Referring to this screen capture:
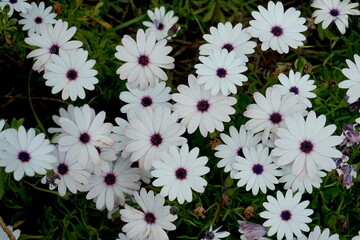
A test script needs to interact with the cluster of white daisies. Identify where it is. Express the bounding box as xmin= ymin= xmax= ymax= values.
xmin=1 ymin=0 xmax=360 ymax=240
